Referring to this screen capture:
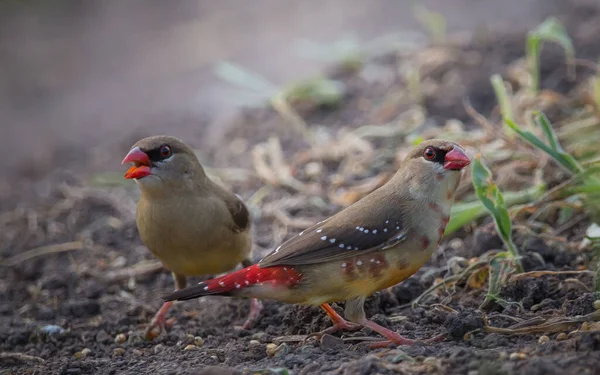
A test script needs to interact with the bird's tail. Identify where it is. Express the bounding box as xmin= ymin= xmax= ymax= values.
xmin=163 ymin=264 xmax=302 ymax=302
